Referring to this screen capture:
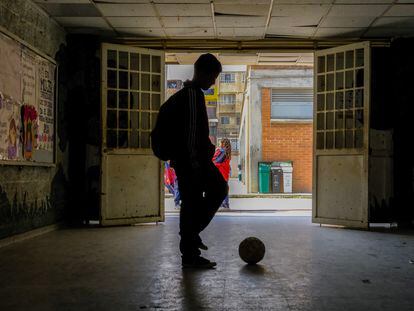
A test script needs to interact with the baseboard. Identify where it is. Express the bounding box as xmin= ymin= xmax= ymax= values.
xmin=0 ymin=223 xmax=62 ymax=249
